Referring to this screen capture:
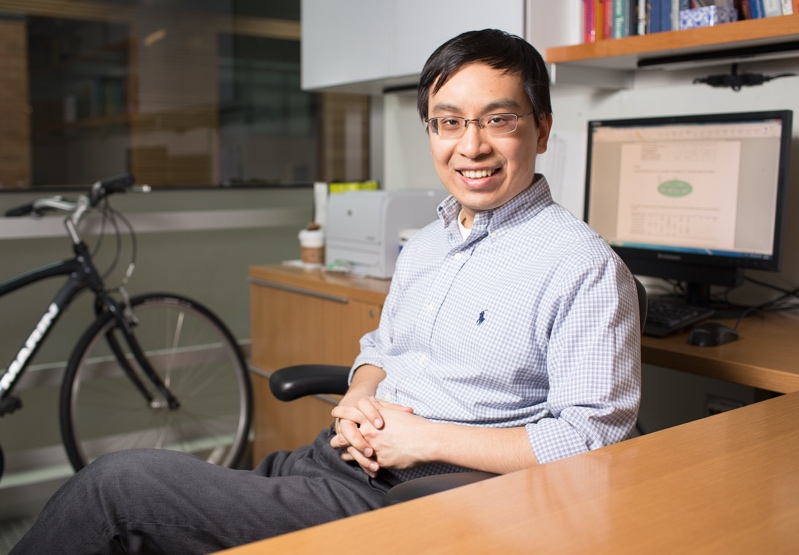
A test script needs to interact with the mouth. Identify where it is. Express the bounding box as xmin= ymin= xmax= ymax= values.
xmin=458 ymin=168 xmax=498 ymax=179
